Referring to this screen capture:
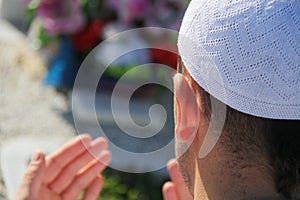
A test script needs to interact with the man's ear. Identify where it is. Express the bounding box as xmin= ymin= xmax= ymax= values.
xmin=173 ymin=73 xmax=200 ymax=142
